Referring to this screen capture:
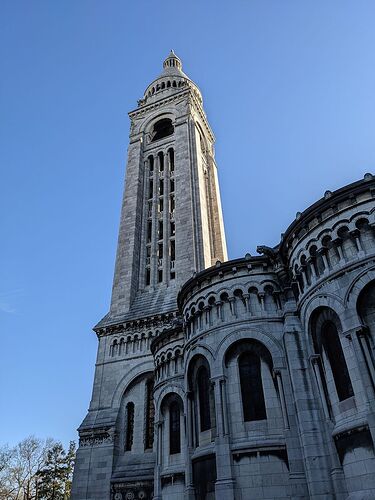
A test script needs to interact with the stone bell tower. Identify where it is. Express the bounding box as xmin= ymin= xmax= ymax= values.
xmin=71 ymin=51 xmax=227 ymax=500
xmin=107 ymin=49 xmax=227 ymax=324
